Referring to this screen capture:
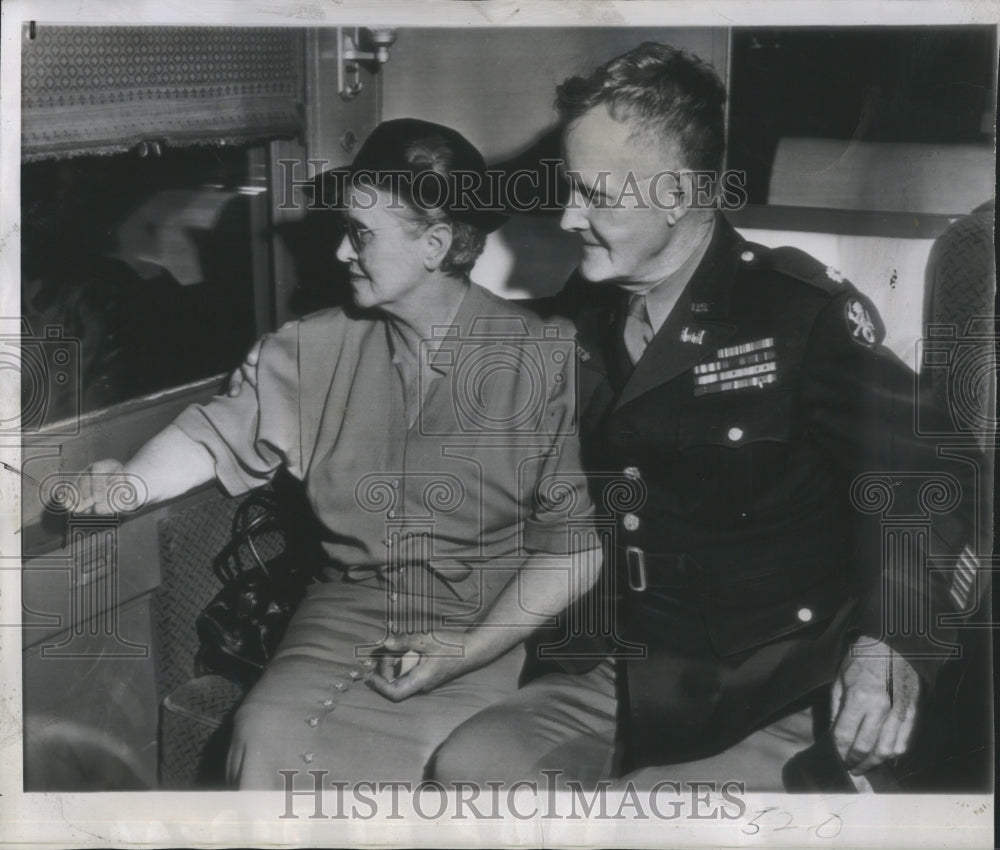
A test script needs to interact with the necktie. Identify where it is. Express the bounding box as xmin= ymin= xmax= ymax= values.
xmin=623 ymin=293 xmax=654 ymax=365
